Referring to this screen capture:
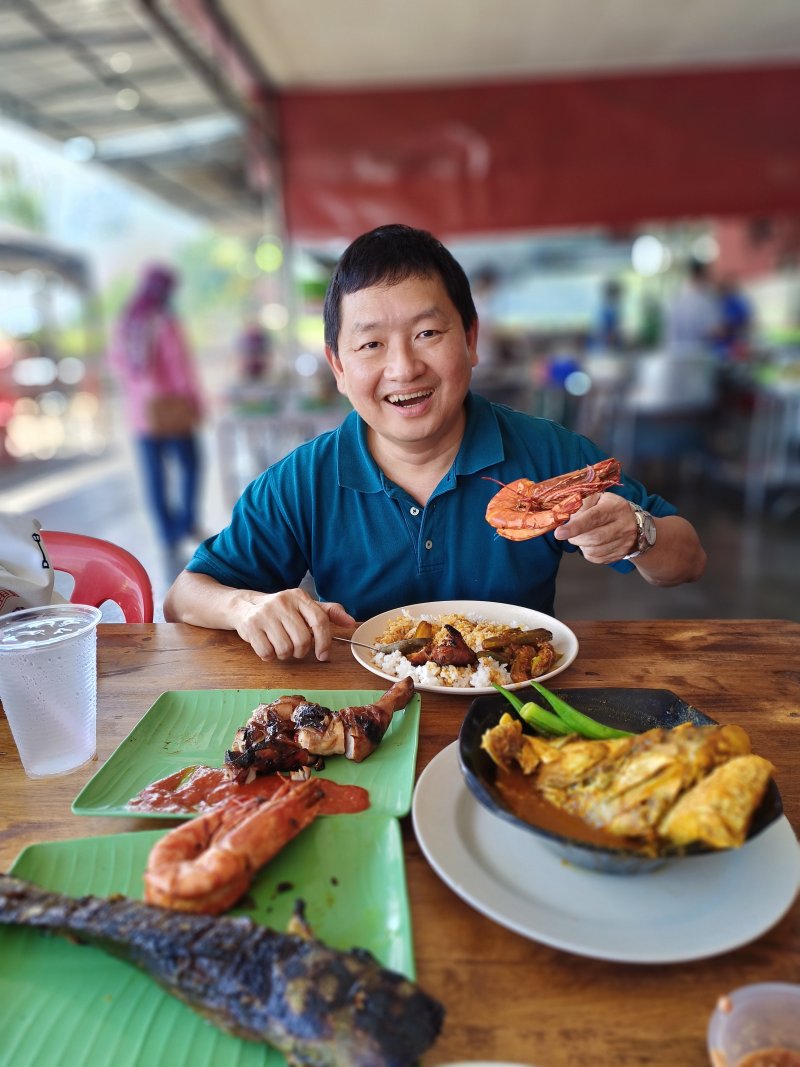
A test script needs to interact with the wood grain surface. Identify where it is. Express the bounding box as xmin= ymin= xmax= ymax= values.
xmin=1 ymin=619 xmax=799 ymax=1066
